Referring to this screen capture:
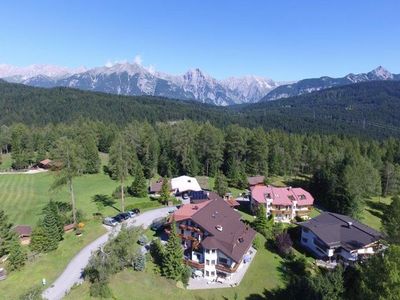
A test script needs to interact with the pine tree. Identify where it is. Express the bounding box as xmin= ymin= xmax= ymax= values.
xmin=42 ymin=201 xmax=64 ymax=242
xmin=79 ymin=132 xmax=100 ymax=174
xmin=214 ymin=171 xmax=229 ymax=197
xmin=382 ymin=195 xmax=400 ymax=244
xmin=30 ymin=226 xmax=50 ymax=253
xmin=162 ymin=221 xmax=184 ymax=280
xmin=130 ymin=164 xmax=148 ymax=198
xmin=7 ymin=236 xmax=27 ymax=271
xmin=31 ymin=201 xmax=64 ymax=253
xmin=0 ymin=210 xmax=14 ymax=257
xmin=159 ymin=178 xmax=170 ymax=204
xmin=253 ymin=205 xmax=269 ymax=237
